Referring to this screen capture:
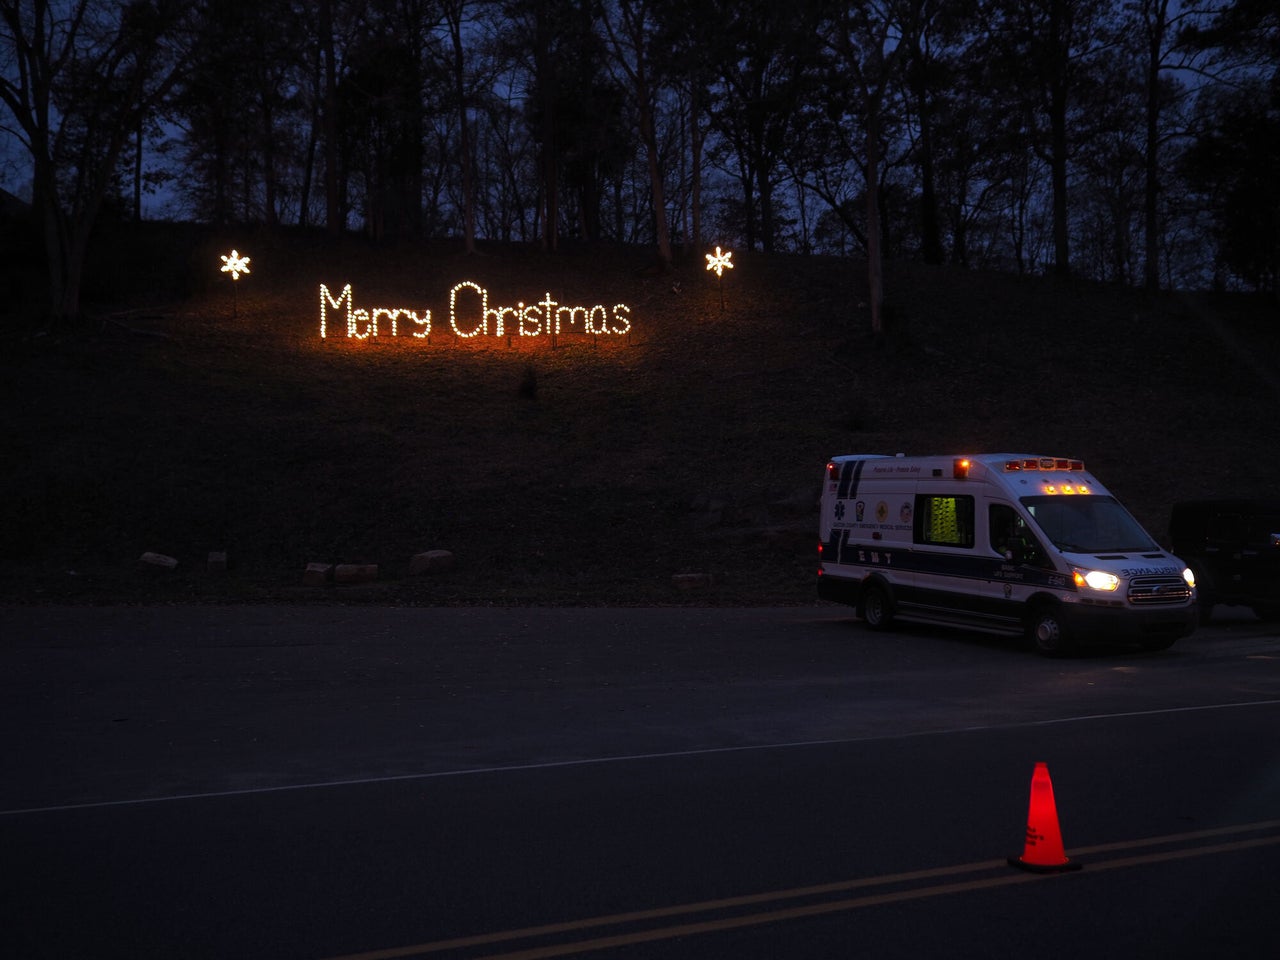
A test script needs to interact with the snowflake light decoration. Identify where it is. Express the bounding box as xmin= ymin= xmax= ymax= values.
xmin=704 ymin=246 xmax=734 ymax=277
xmin=220 ymin=249 xmax=251 ymax=281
